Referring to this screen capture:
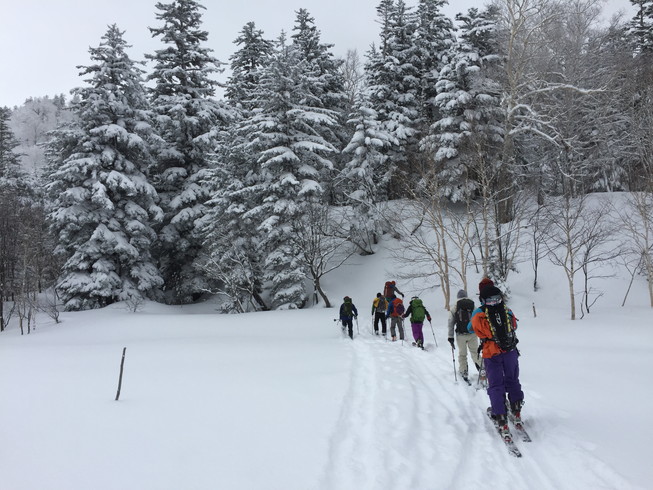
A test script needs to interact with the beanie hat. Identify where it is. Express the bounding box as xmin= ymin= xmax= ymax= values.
xmin=478 ymin=277 xmax=494 ymax=293
xmin=479 ymin=285 xmax=503 ymax=306
xmin=457 ymin=289 xmax=468 ymax=299
xmin=377 ymin=292 xmax=382 ymax=298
